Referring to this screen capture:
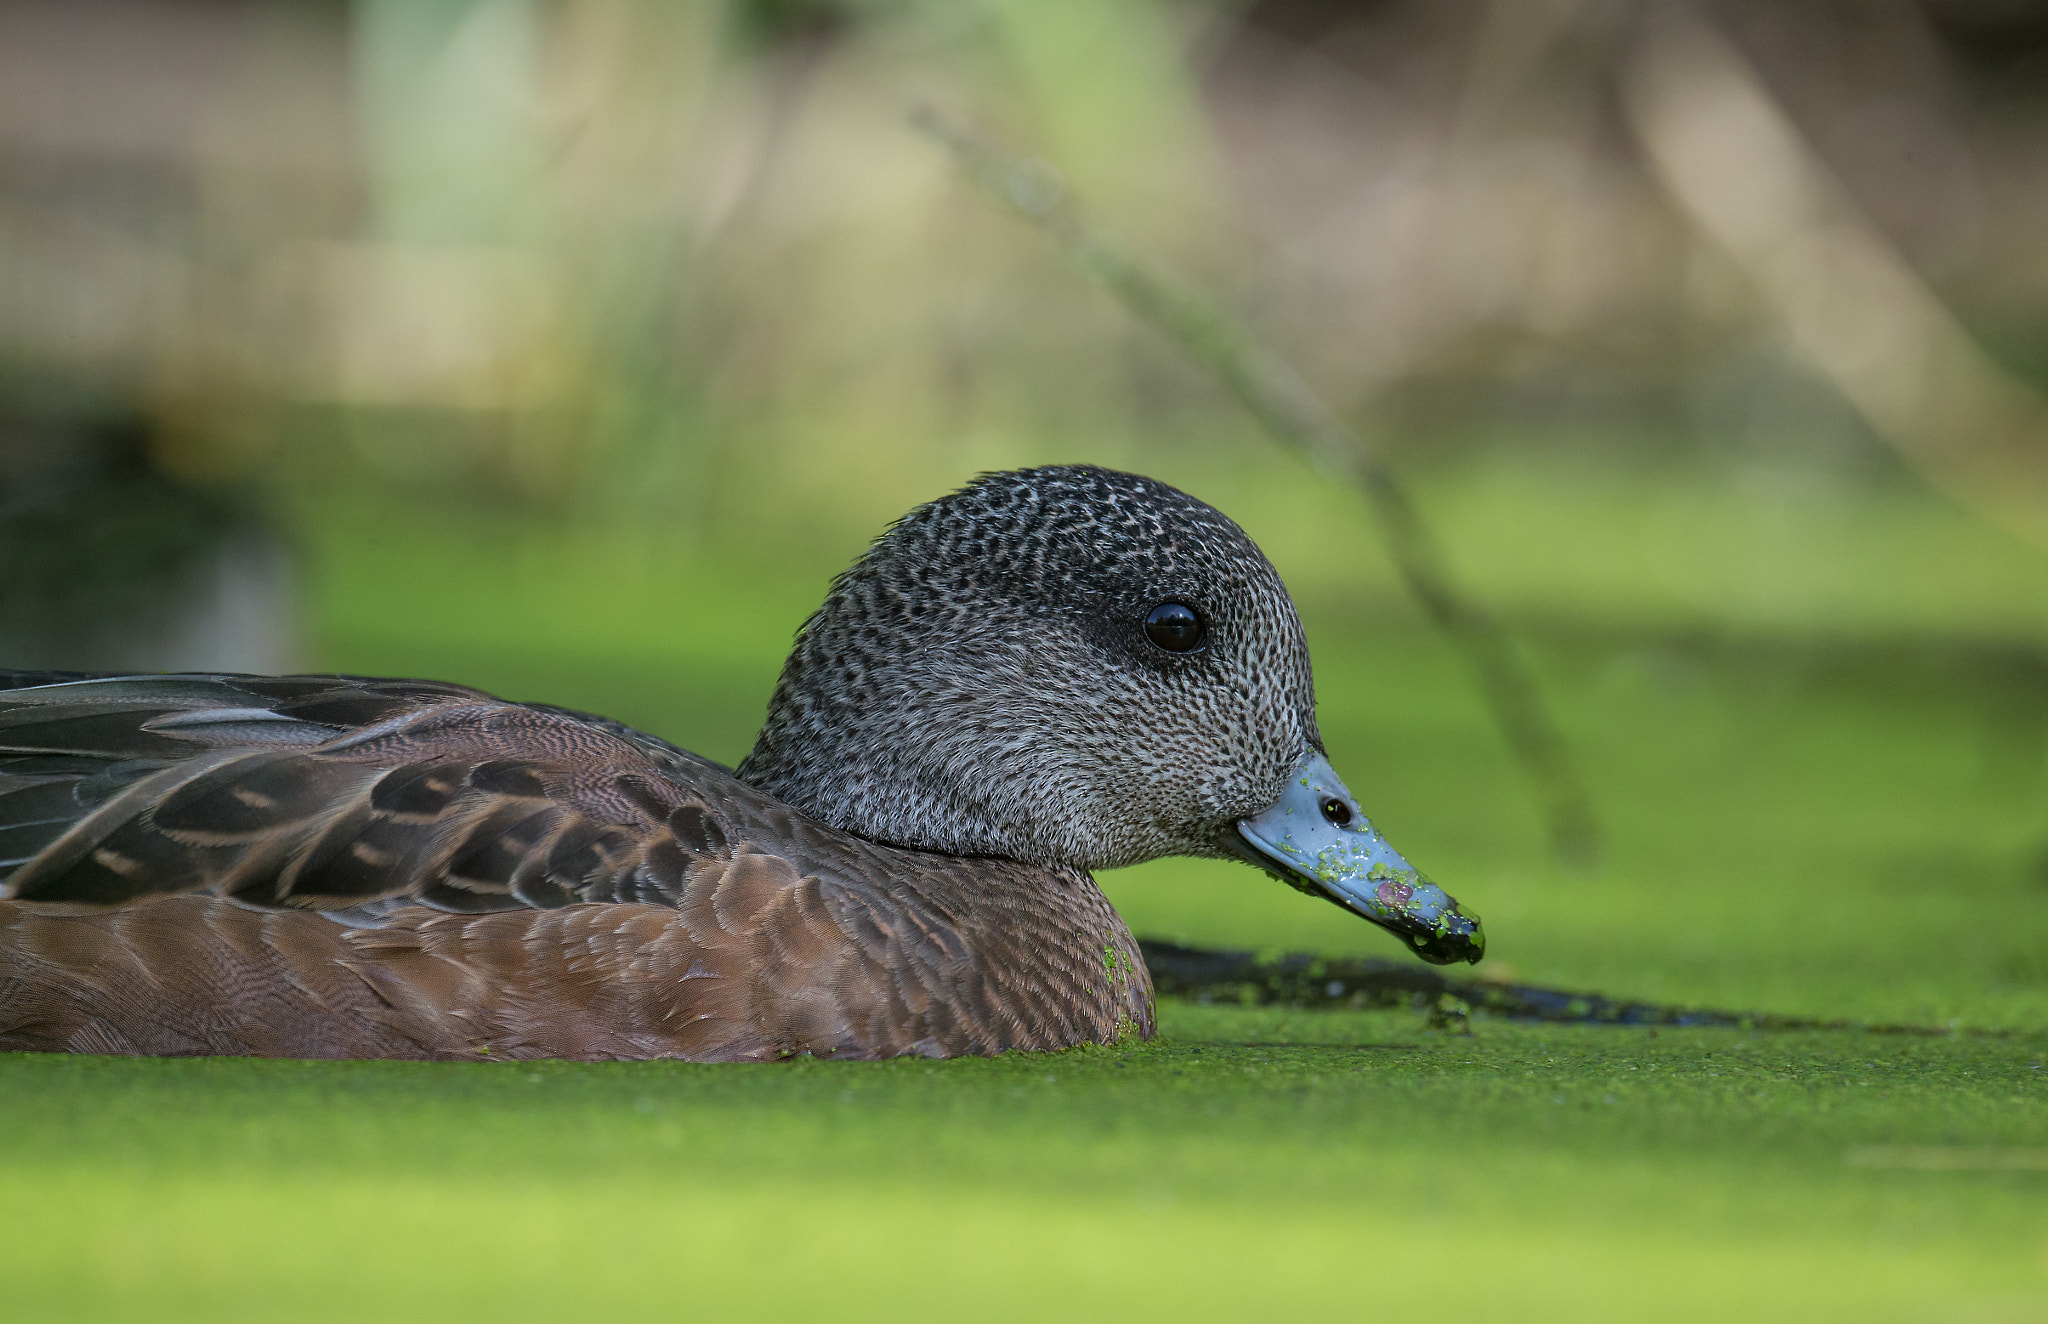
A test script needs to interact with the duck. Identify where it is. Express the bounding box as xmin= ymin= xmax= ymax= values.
xmin=0 ymin=465 xmax=1482 ymax=1061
